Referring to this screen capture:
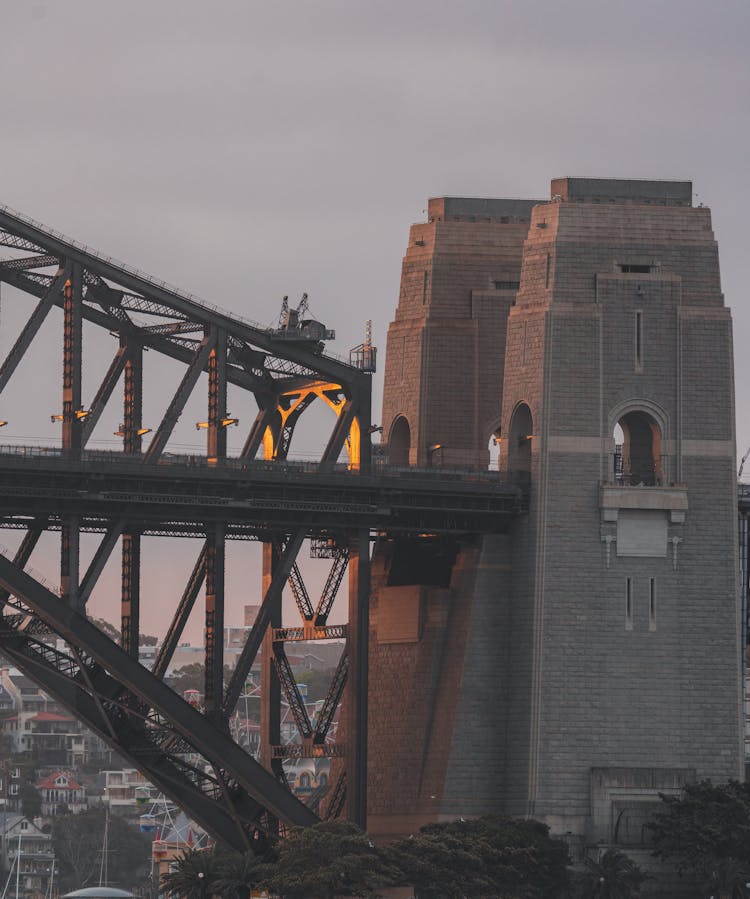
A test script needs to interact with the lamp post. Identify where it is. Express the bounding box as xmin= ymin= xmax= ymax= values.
xmin=427 ymin=443 xmax=443 ymax=468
